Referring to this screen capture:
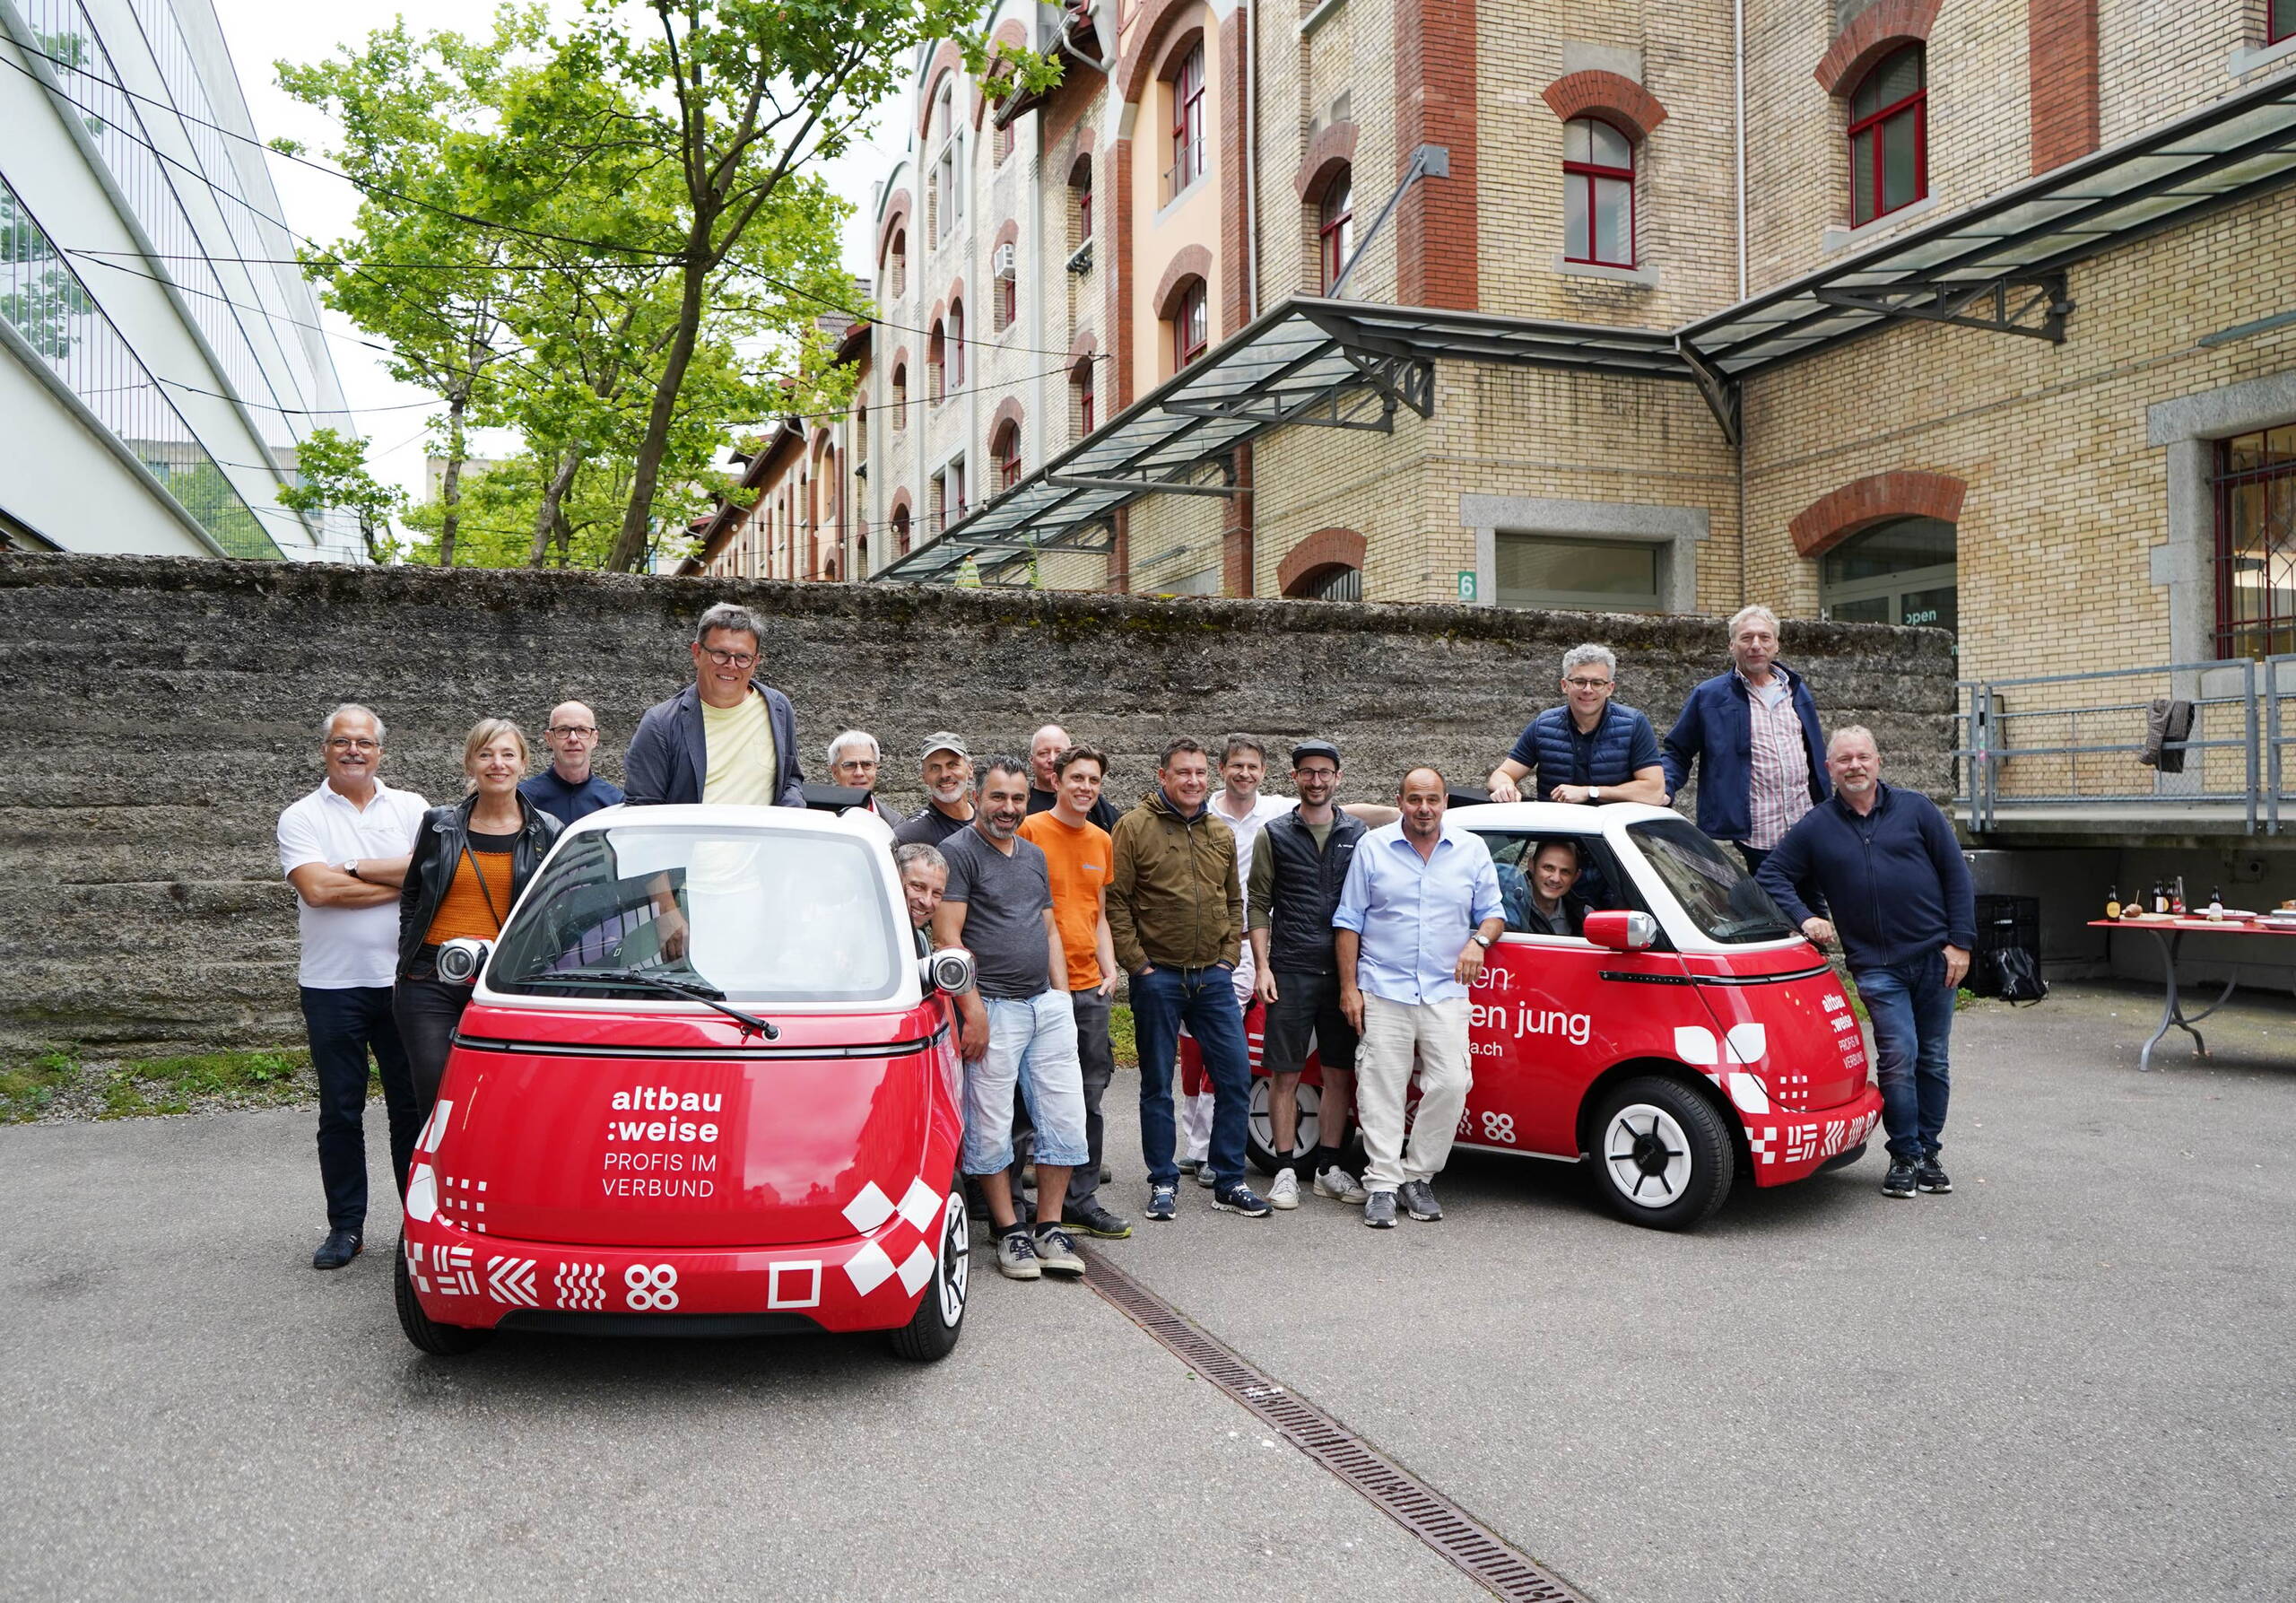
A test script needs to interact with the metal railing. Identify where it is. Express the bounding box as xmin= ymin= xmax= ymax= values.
xmin=1956 ymin=656 xmax=2296 ymax=834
